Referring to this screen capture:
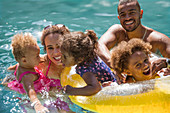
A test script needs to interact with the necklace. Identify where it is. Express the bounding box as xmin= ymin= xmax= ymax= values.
xmin=126 ymin=28 xmax=147 ymax=41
